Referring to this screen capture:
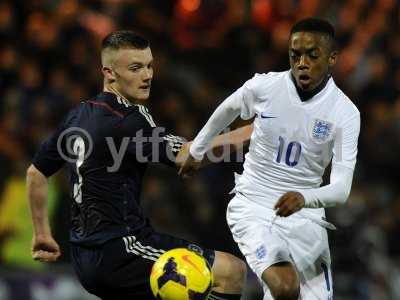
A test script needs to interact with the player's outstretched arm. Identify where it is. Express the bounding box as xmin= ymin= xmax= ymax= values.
xmin=177 ymin=124 xmax=253 ymax=177
xmin=26 ymin=164 xmax=61 ymax=262
xmin=178 ymin=75 xmax=258 ymax=177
